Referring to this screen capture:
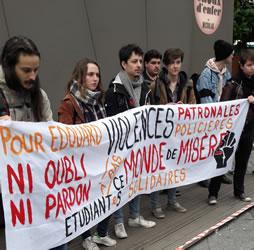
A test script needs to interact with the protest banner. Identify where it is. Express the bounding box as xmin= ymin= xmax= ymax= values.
xmin=0 ymin=99 xmax=249 ymax=249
